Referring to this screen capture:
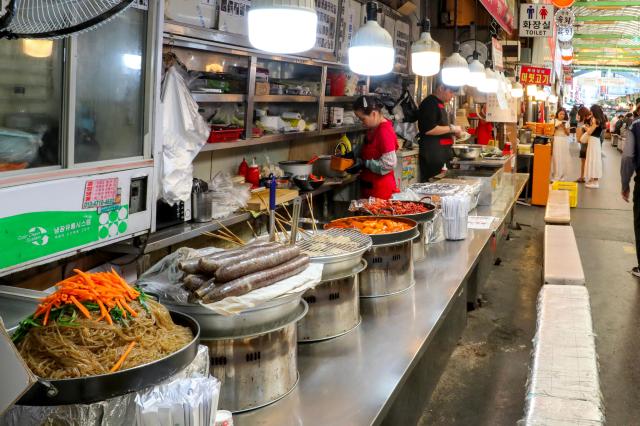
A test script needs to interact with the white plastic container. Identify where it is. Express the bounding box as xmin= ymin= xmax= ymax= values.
xmin=165 ymin=0 xmax=217 ymax=29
